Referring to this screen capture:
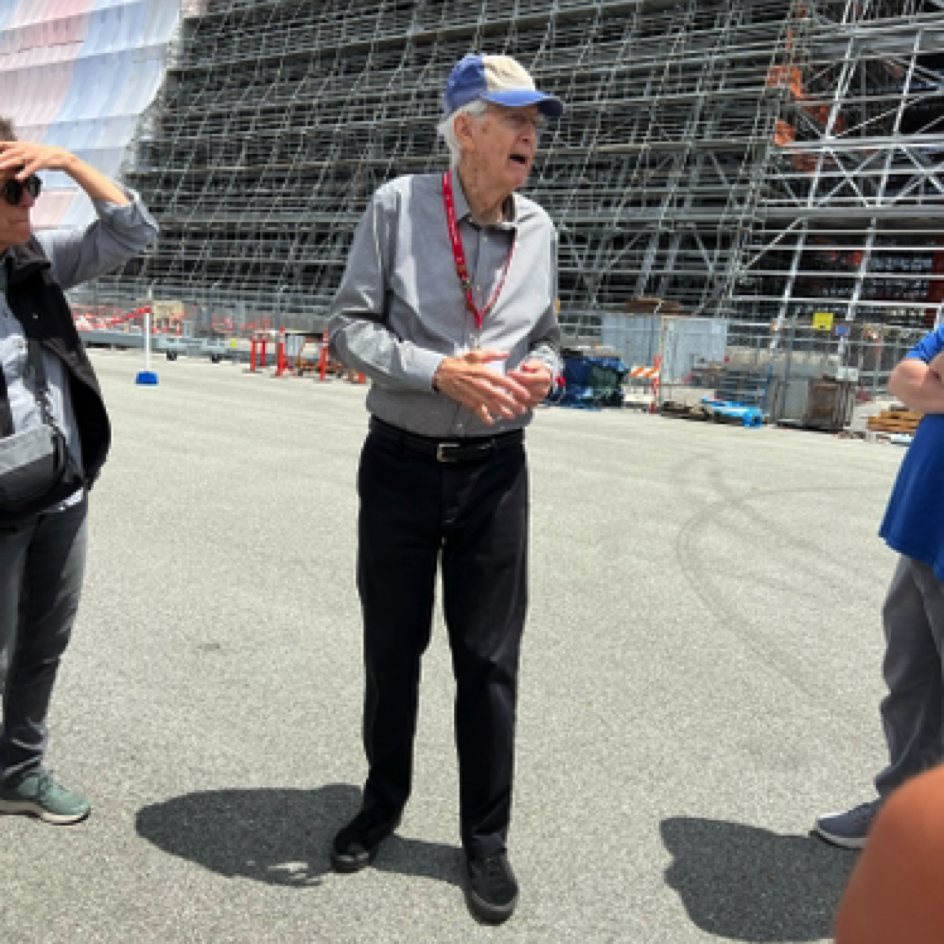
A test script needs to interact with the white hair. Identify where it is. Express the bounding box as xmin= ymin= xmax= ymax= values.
xmin=437 ymin=99 xmax=489 ymax=168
